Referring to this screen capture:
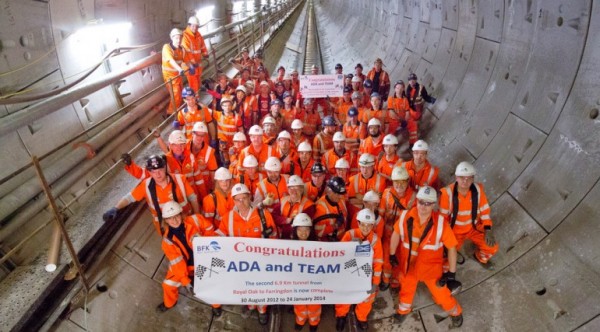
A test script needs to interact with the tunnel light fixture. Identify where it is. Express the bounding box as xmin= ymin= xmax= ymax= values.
xmin=72 ymin=21 xmax=133 ymax=43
